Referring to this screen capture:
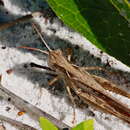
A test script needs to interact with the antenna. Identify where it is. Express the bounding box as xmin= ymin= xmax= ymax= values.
xmin=18 ymin=46 xmax=49 ymax=55
xmin=32 ymin=23 xmax=52 ymax=51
